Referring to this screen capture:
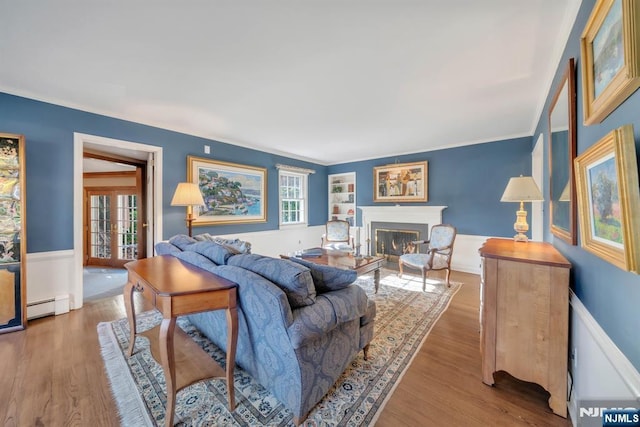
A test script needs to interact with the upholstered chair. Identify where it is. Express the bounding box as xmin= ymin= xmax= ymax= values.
xmin=398 ymin=224 xmax=457 ymax=290
xmin=321 ymin=219 xmax=354 ymax=249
